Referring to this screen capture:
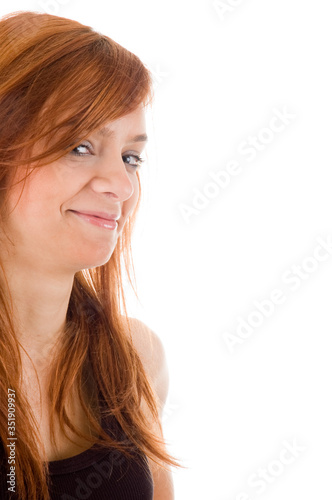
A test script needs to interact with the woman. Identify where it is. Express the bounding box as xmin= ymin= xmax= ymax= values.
xmin=0 ymin=11 xmax=181 ymax=500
